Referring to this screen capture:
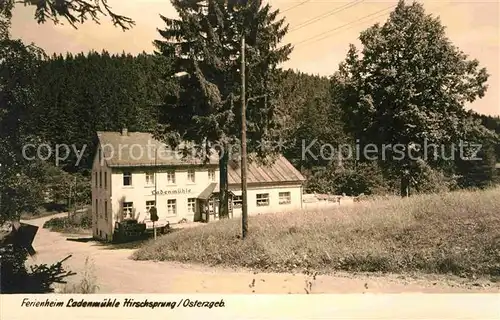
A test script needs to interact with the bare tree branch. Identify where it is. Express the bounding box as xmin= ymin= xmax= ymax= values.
xmin=11 ymin=0 xmax=135 ymax=31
